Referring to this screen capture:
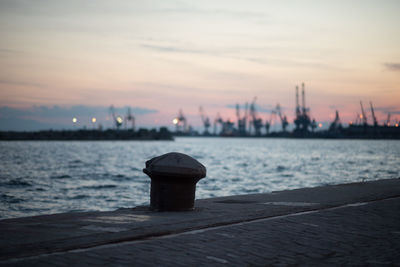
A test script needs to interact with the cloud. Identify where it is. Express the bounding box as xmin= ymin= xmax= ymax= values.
xmin=0 ymin=79 xmax=45 ymax=88
xmin=0 ymin=117 xmax=58 ymax=131
xmin=0 ymin=105 xmax=157 ymax=118
xmin=0 ymin=105 xmax=158 ymax=131
xmin=140 ymin=43 xmax=240 ymax=58
xmin=140 ymin=44 xmax=207 ymax=54
xmin=0 ymin=48 xmax=22 ymax=55
xmin=329 ymin=104 xmax=345 ymax=110
xmin=374 ymin=106 xmax=400 ymax=115
xmin=0 ymin=1 xmax=270 ymax=24
xmin=383 ymin=63 xmax=400 ymax=71
xmin=245 ymin=57 xmax=344 ymax=71
xmin=226 ymin=103 xmax=277 ymax=114
xmin=159 ymin=6 xmax=269 ymax=20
